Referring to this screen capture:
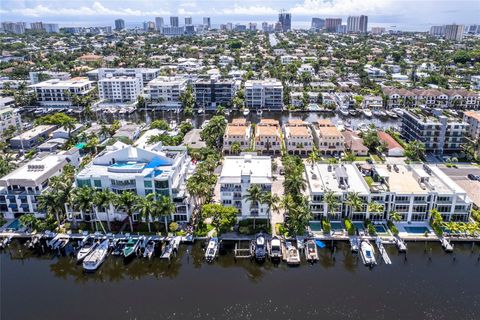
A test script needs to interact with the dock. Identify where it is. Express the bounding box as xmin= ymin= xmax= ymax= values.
xmin=234 ymin=241 xmax=251 ymax=259
xmin=375 ymin=237 xmax=392 ymax=265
